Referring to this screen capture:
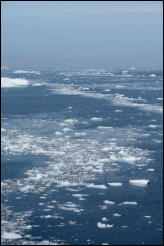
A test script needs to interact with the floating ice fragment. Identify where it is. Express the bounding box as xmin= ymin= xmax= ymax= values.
xmin=97 ymin=222 xmax=114 ymax=229
xmin=149 ymin=125 xmax=158 ymax=128
xmin=113 ymin=213 xmax=121 ymax=217
xmin=144 ymin=215 xmax=152 ymax=218
xmin=121 ymin=225 xmax=128 ymax=228
xmin=75 ymin=132 xmax=86 ymax=136
xmin=146 ymin=168 xmax=155 ymax=172
xmin=2 ymin=232 xmax=22 ymax=240
xmin=121 ymin=201 xmax=138 ymax=205
xmin=108 ymin=182 xmax=122 ymax=187
xmin=87 ymin=184 xmax=107 ymax=189
xmin=19 ymin=185 xmax=33 ymax=193
xmin=14 ymin=70 xmax=40 ymax=74
xmin=1 ymin=77 xmax=29 ymax=88
xmin=91 ymin=117 xmax=103 ymax=121
xmin=103 ymin=200 xmax=115 ymax=205
xmin=69 ymin=221 xmax=76 ymax=225
xmin=55 ymin=131 xmax=63 ymax=136
xmin=129 ymin=179 xmax=149 ymax=186
xmin=102 ymin=217 xmax=108 ymax=222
